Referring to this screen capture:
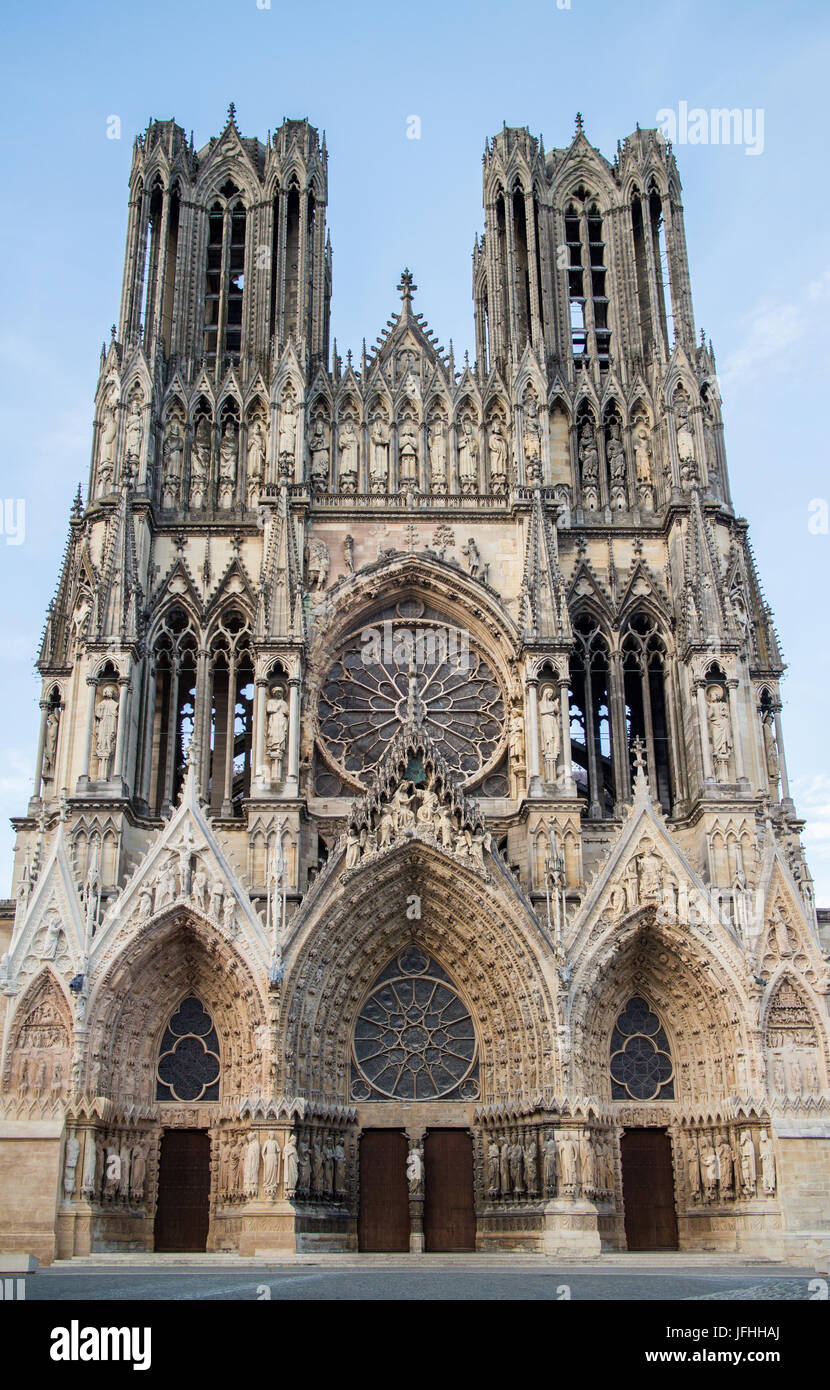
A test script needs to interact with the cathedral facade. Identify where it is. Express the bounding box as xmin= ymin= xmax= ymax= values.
xmin=1 ymin=109 xmax=828 ymax=1264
